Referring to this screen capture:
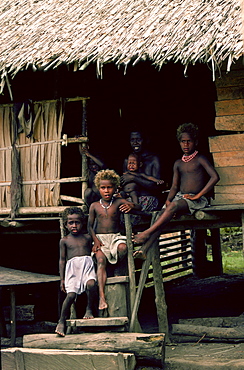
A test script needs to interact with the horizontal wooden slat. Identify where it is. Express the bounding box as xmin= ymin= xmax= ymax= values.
xmin=216 ymin=86 xmax=244 ymax=101
xmin=211 ymin=193 xmax=244 ymax=205
xmin=0 ymin=177 xmax=86 ymax=186
xmin=209 ymin=133 xmax=244 ymax=153
xmin=161 ymin=258 xmax=192 ymax=270
xmin=215 ymin=70 xmax=244 ymax=88
xmin=215 ymin=166 xmax=244 ymax=185
xmin=215 ymin=99 xmax=244 ymax=116
xmin=212 ymin=151 xmax=244 ymax=167
xmin=160 ymin=245 xmax=191 ymax=255
xmin=160 ymin=250 xmax=192 ymax=262
xmin=214 ymin=185 xmax=244 ymax=194
xmin=215 ymin=115 xmax=244 ymax=131
xmin=162 ymin=265 xmax=192 ymax=278
xmin=67 ymin=317 xmax=129 ymax=327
